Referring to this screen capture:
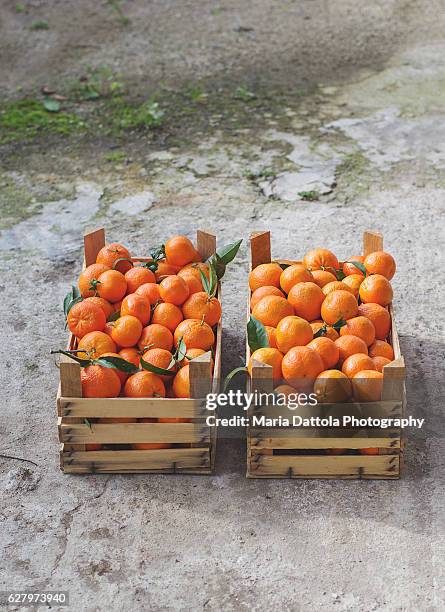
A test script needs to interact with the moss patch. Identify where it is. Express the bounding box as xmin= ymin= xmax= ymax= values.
xmin=0 ymin=175 xmax=42 ymax=229
xmin=0 ymin=99 xmax=83 ymax=144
